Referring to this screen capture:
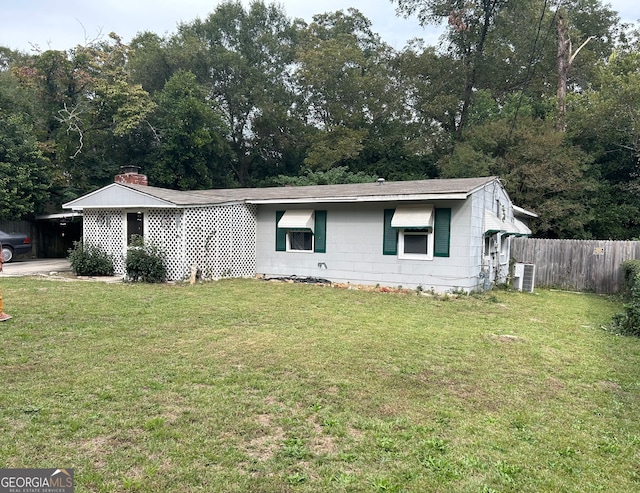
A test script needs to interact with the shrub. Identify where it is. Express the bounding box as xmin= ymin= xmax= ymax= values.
xmin=611 ymin=262 xmax=640 ymax=336
xmin=125 ymin=235 xmax=167 ymax=283
xmin=68 ymin=241 xmax=115 ymax=276
xmin=621 ymin=260 xmax=640 ymax=297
